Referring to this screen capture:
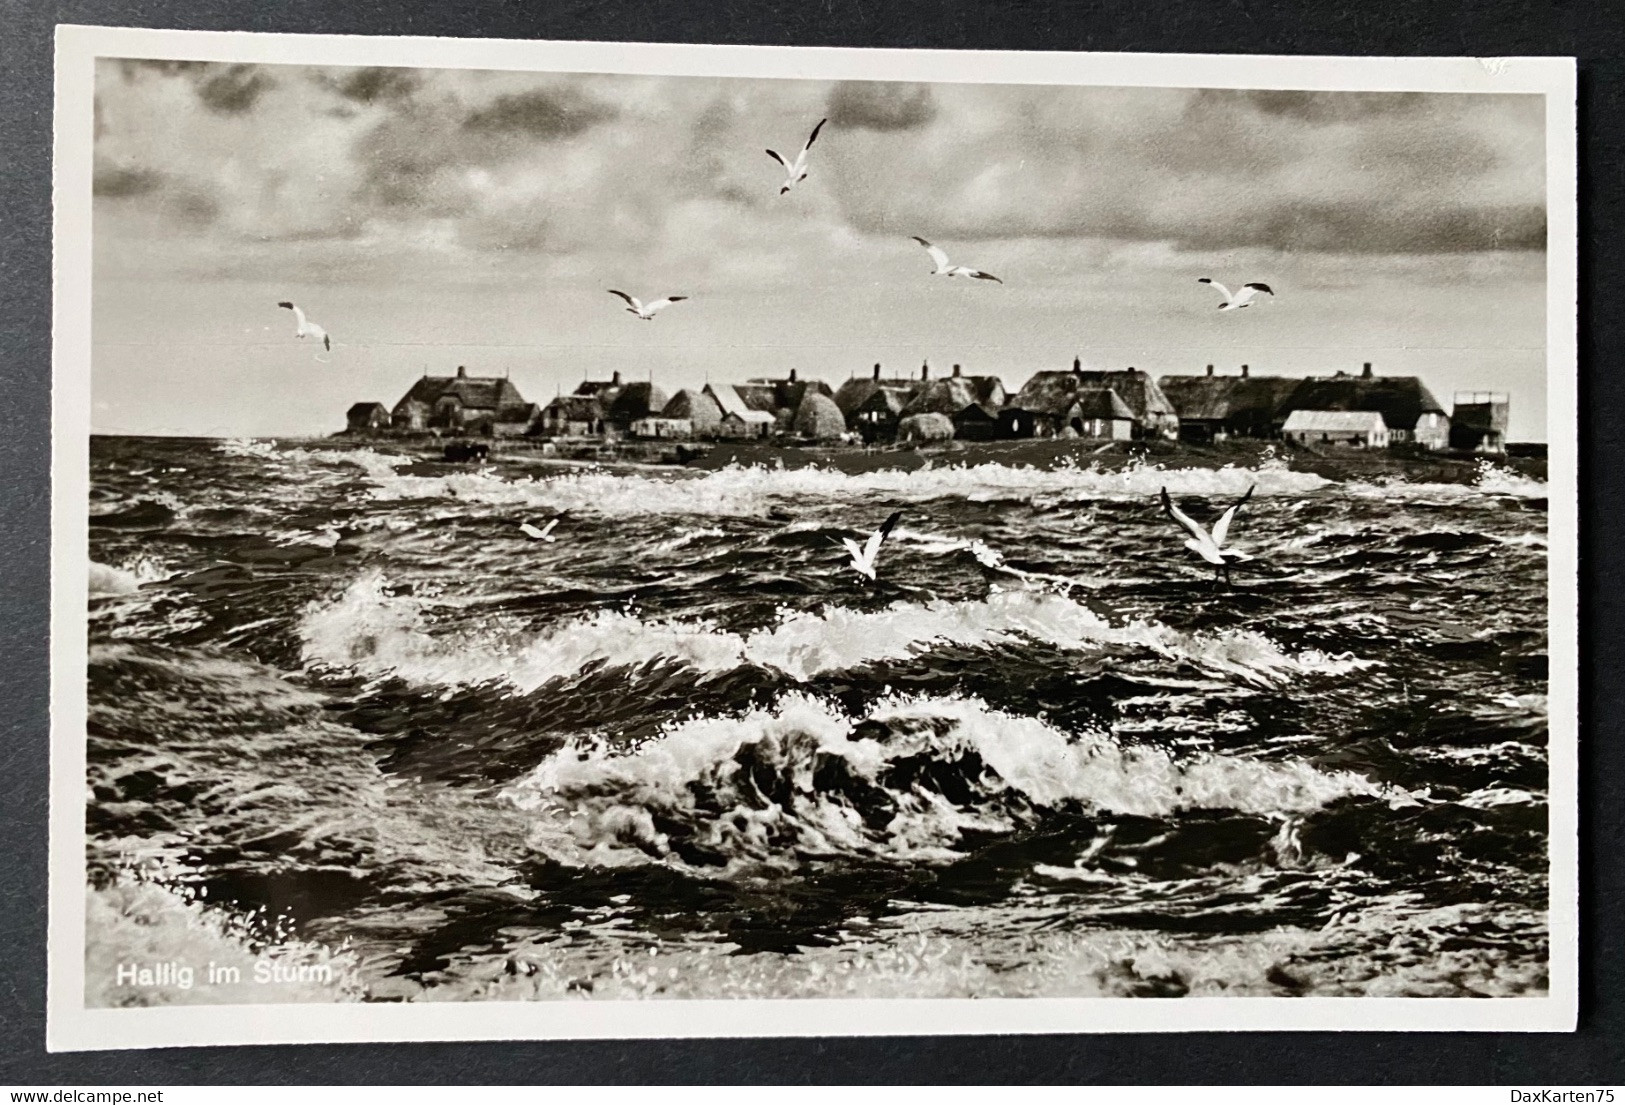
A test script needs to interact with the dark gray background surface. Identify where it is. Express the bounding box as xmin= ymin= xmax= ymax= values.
xmin=1 ymin=0 xmax=1619 ymax=1084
